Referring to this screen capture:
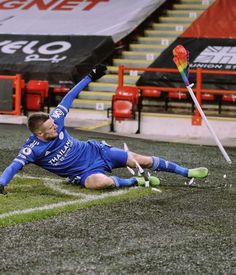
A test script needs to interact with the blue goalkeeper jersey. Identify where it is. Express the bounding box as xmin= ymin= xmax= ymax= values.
xmin=14 ymin=104 xmax=109 ymax=179
xmin=0 ymin=75 xmax=112 ymax=186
